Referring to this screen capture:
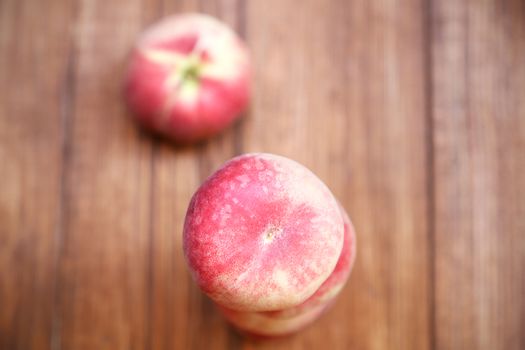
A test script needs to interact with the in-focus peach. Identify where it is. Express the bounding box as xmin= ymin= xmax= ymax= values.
xmin=183 ymin=153 xmax=344 ymax=312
